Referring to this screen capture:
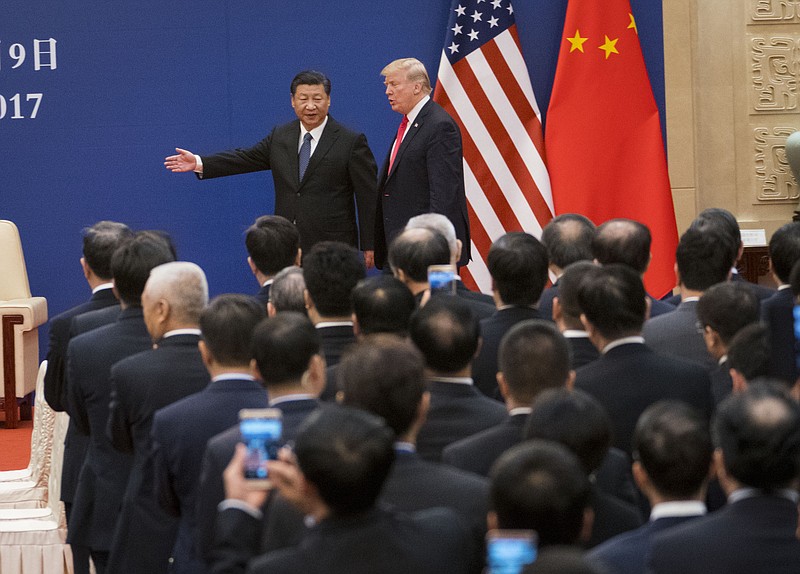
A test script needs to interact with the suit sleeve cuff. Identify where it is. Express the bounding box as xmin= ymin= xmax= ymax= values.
xmin=218 ymin=499 xmax=263 ymax=520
